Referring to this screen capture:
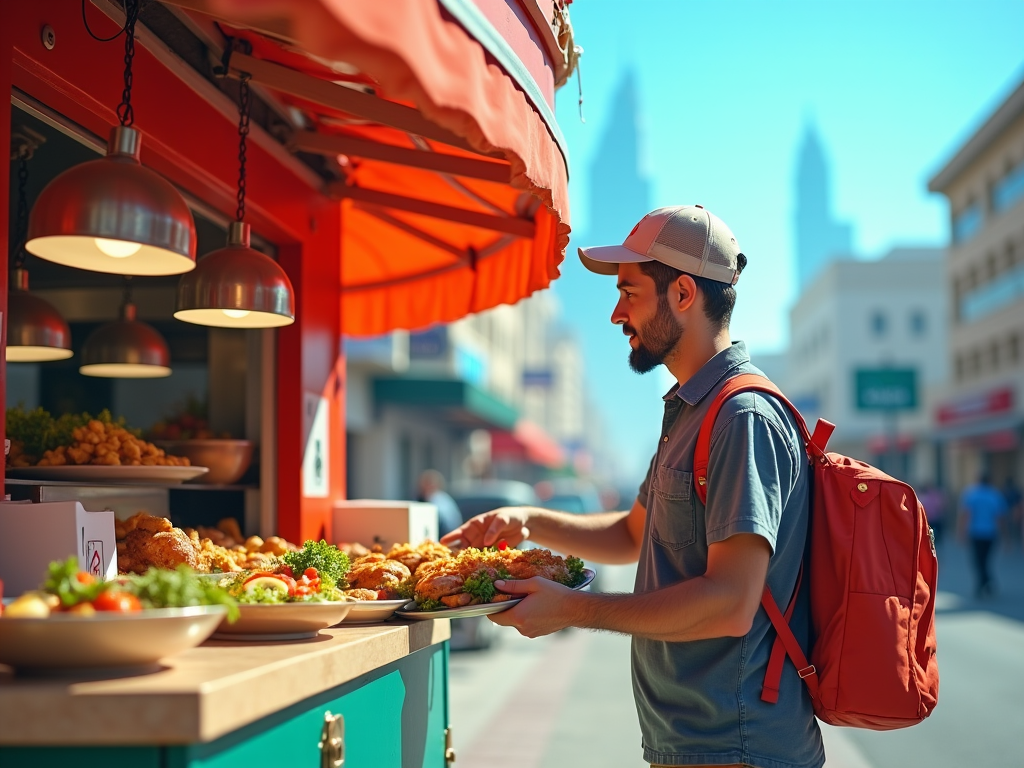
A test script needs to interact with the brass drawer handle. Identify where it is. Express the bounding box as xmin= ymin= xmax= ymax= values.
xmin=319 ymin=711 xmax=344 ymax=768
